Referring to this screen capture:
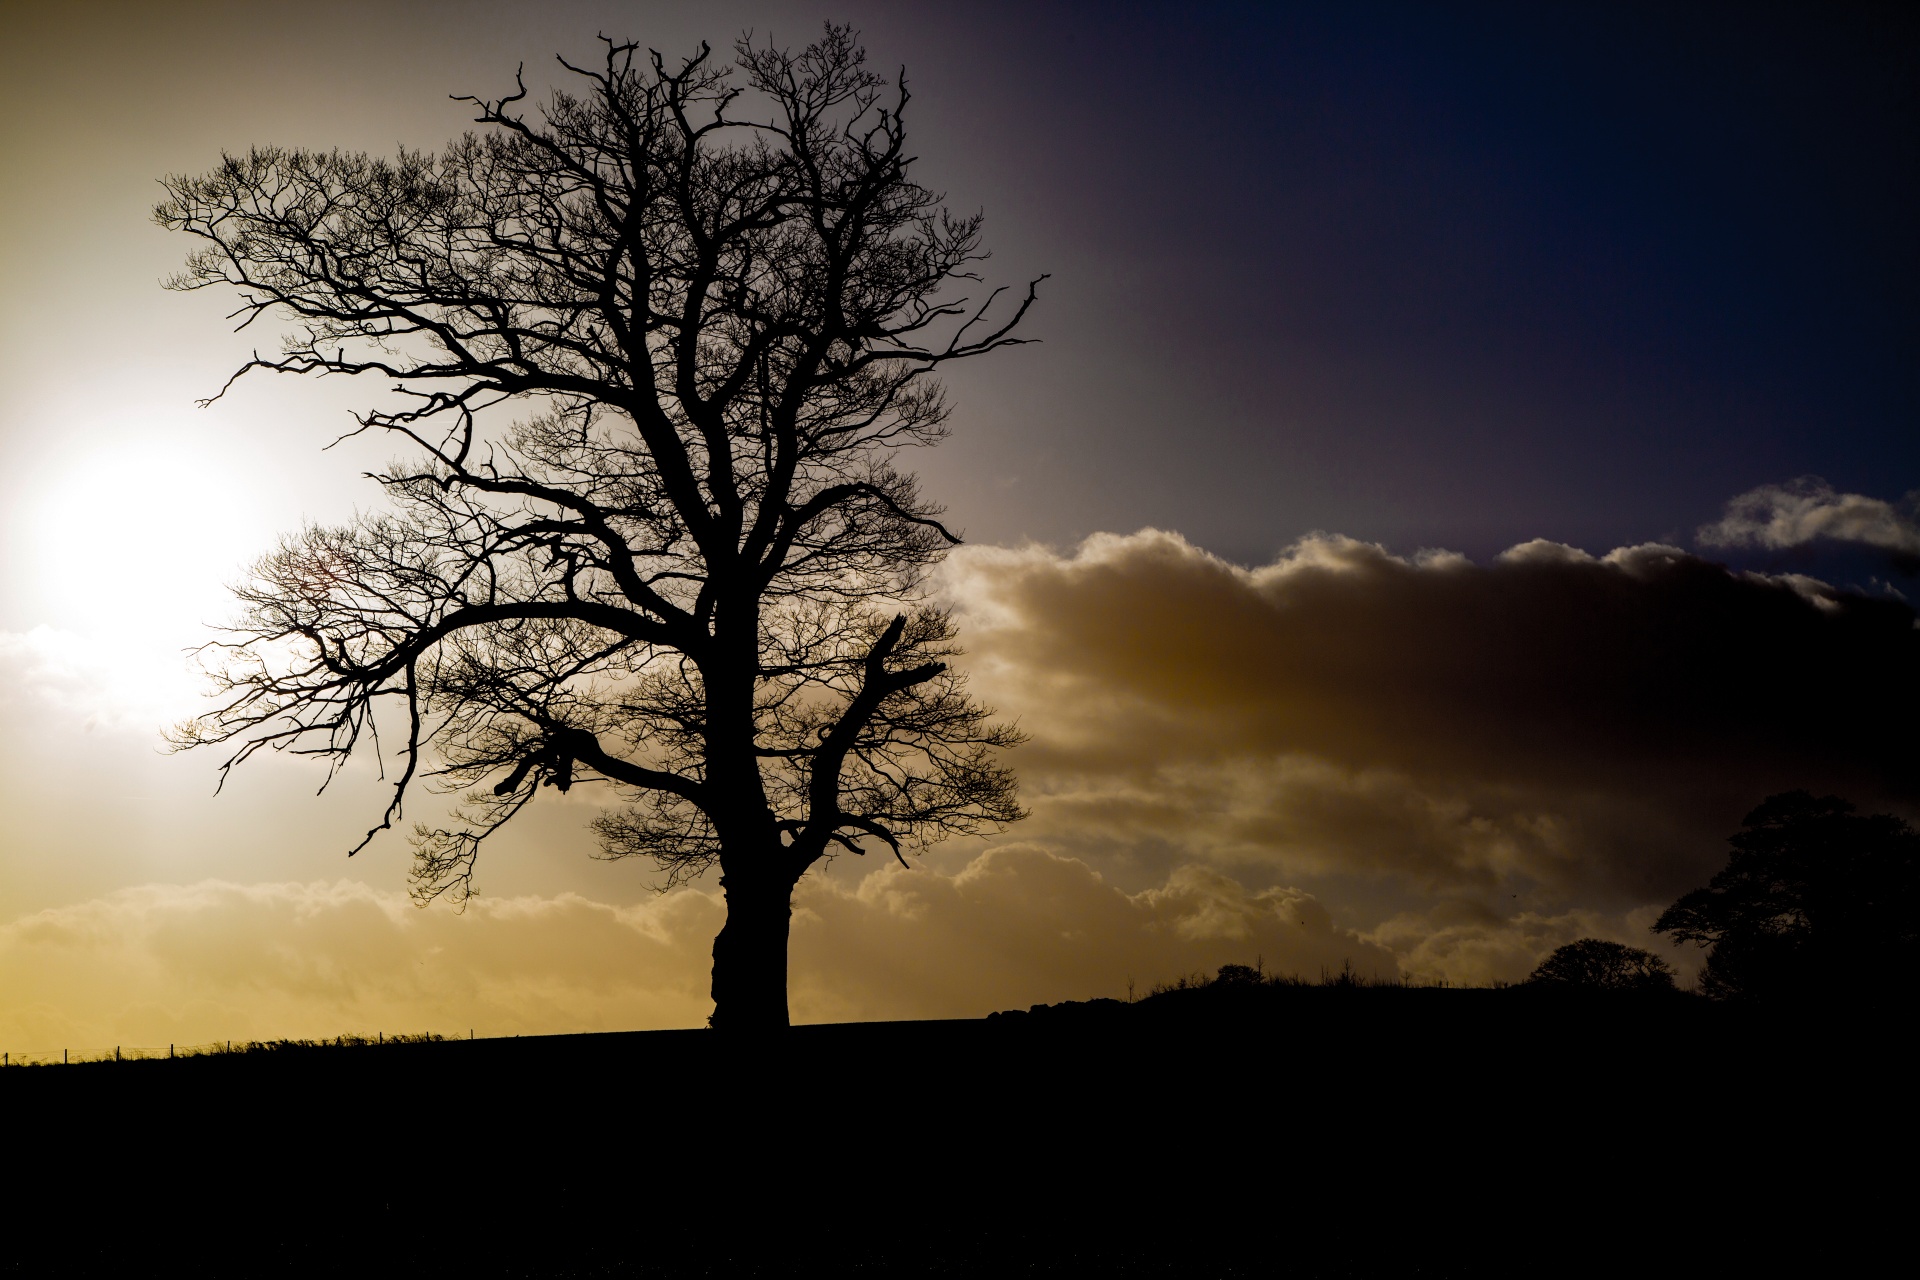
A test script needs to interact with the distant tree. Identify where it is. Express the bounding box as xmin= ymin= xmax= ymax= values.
xmin=1212 ymin=963 xmax=1265 ymax=987
xmin=1654 ymin=792 xmax=1920 ymax=1004
xmin=156 ymin=27 xmax=1037 ymax=1031
xmin=1526 ymin=939 xmax=1675 ymax=991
